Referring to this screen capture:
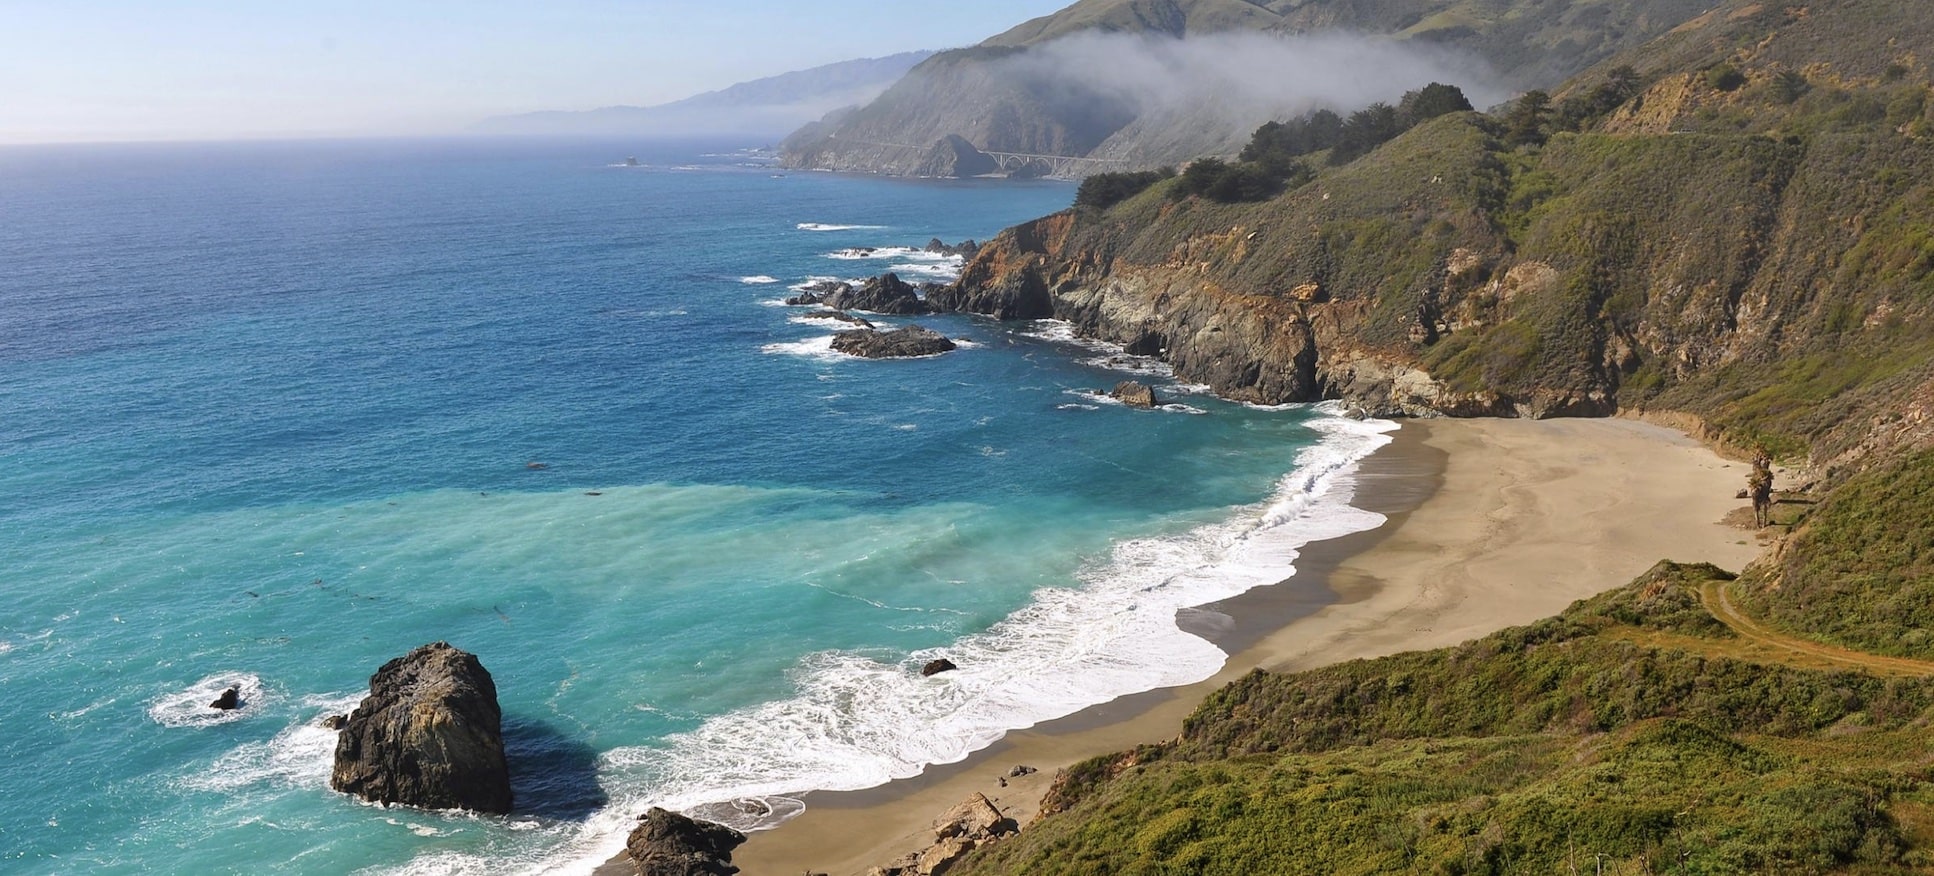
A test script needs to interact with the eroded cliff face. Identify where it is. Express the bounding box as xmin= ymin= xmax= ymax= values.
xmin=935 ymin=211 xmax=1515 ymax=414
xmin=933 ymin=99 xmax=1934 ymax=470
